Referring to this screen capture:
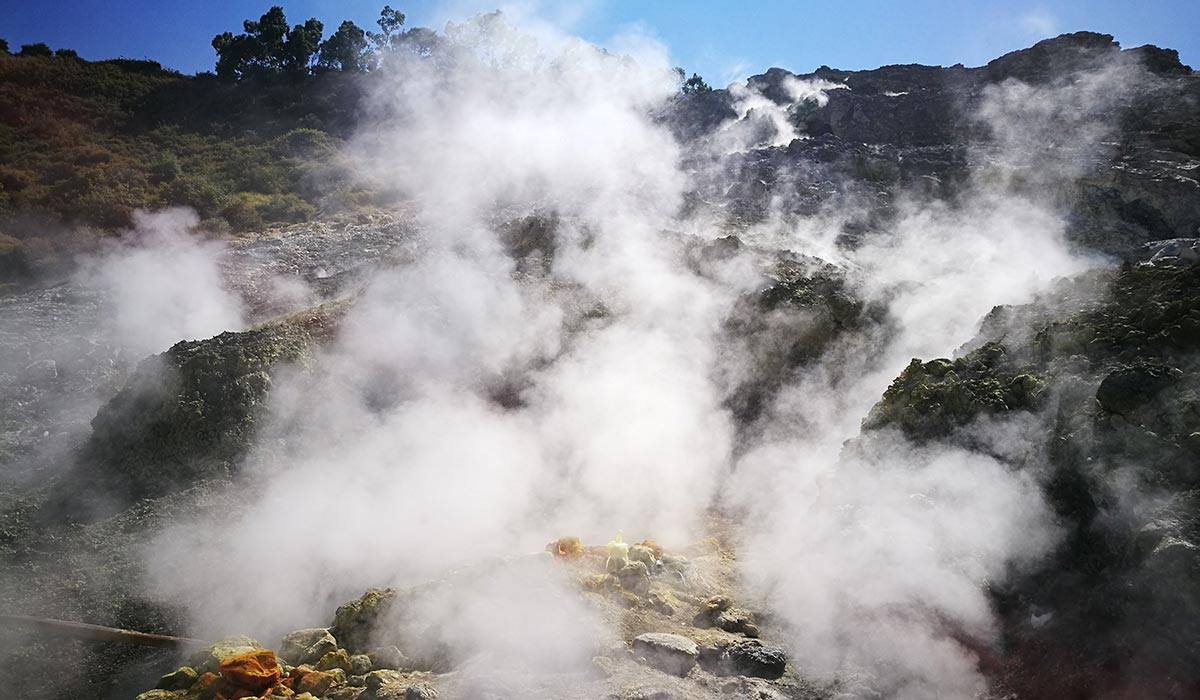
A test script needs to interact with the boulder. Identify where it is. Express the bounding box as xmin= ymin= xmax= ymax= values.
xmin=632 ymin=633 xmax=699 ymax=676
xmin=699 ymin=639 xmax=787 ymax=679
xmin=333 ymin=587 xmax=399 ymax=653
xmin=280 ymin=628 xmax=339 ymax=665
